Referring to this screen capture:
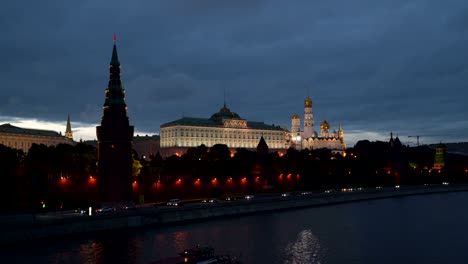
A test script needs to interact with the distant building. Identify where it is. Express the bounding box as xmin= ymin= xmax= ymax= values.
xmin=84 ymin=135 xmax=161 ymax=161
xmin=388 ymin=132 xmax=404 ymax=185
xmin=432 ymin=143 xmax=447 ymax=170
xmin=289 ymin=97 xmax=346 ymax=153
xmin=160 ymin=103 xmax=288 ymax=157
xmin=0 ymin=122 xmax=74 ymax=153
xmin=133 ymin=135 xmax=160 ymax=160
xmin=82 ymin=140 xmax=98 ymax=148
xmin=389 ymin=132 xmax=403 ymax=148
